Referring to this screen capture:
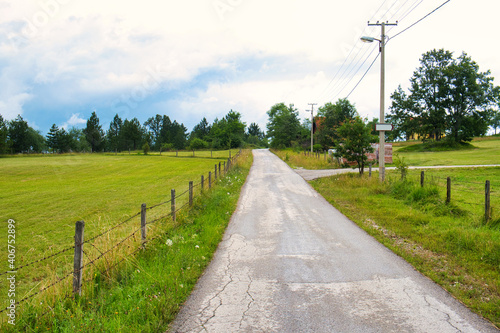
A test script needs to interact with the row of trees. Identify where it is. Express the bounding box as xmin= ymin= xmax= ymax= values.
xmin=266 ymin=99 xmax=376 ymax=174
xmin=0 ymin=110 xmax=267 ymax=154
xmin=388 ymin=49 xmax=500 ymax=143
